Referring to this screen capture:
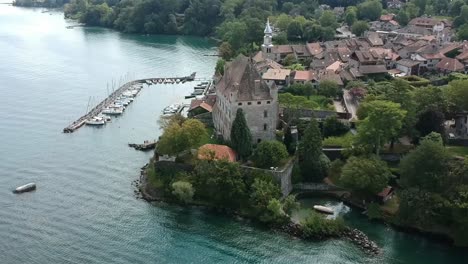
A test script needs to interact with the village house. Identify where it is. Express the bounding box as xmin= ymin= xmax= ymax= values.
xmin=262 ymin=68 xmax=292 ymax=87
xmin=435 ymin=57 xmax=465 ymax=74
xmin=395 ymin=59 xmax=421 ymax=75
